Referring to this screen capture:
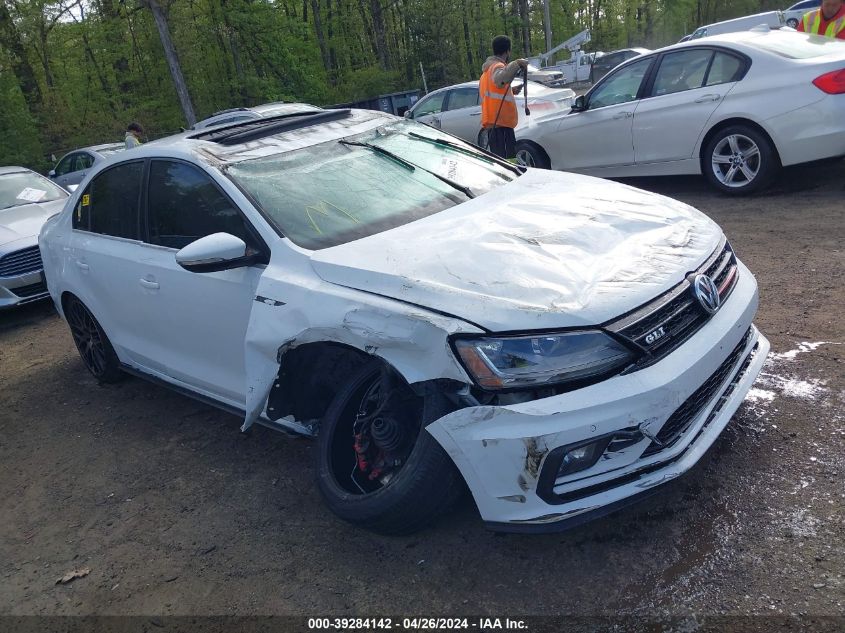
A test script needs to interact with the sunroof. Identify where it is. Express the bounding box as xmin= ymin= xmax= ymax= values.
xmin=190 ymin=109 xmax=352 ymax=145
